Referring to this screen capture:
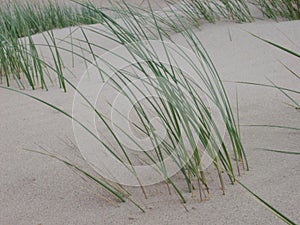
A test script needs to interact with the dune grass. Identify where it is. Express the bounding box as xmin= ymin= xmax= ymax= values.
xmin=0 ymin=0 xmax=298 ymax=223
xmin=106 ymin=0 xmax=254 ymax=33
xmin=253 ymin=0 xmax=300 ymax=21
xmin=1 ymin=0 xmax=297 ymax=89
xmin=0 ymin=1 xmax=104 ymax=39
xmin=168 ymin=0 xmax=253 ymax=25
xmin=0 ymin=0 xmax=105 ymax=90
xmin=0 ymin=0 xmax=248 ymax=210
xmin=76 ymin=0 xmax=248 ymax=198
